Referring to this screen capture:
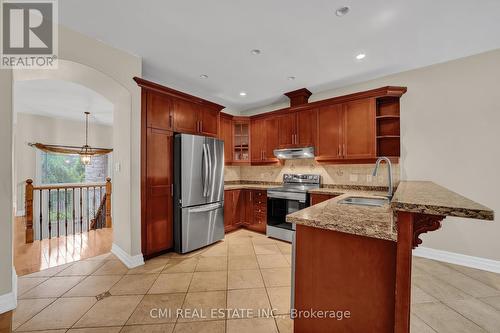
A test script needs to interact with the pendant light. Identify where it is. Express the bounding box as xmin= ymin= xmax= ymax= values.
xmin=28 ymin=112 xmax=113 ymax=158
xmin=80 ymin=112 xmax=92 ymax=165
